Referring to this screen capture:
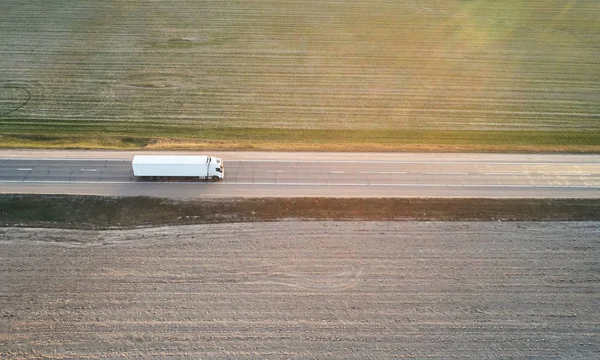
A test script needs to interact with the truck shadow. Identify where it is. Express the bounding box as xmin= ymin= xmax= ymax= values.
xmin=133 ymin=177 xmax=220 ymax=183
